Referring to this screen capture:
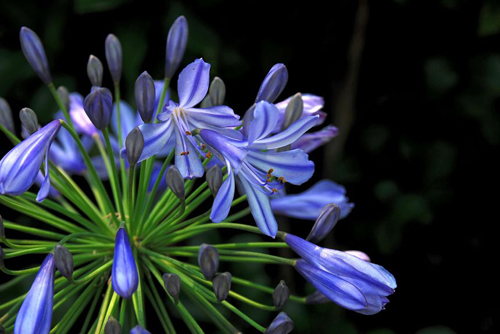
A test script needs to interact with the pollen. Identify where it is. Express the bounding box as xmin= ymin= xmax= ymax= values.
xmin=181 ymin=151 xmax=190 ymax=156
xmin=185 ymin=131 xmax=192 ymax=135
xmin=272 ymin=188 xmax=278 ymax=193
xmin=205 ymin=152 xmax=212 ymax=159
